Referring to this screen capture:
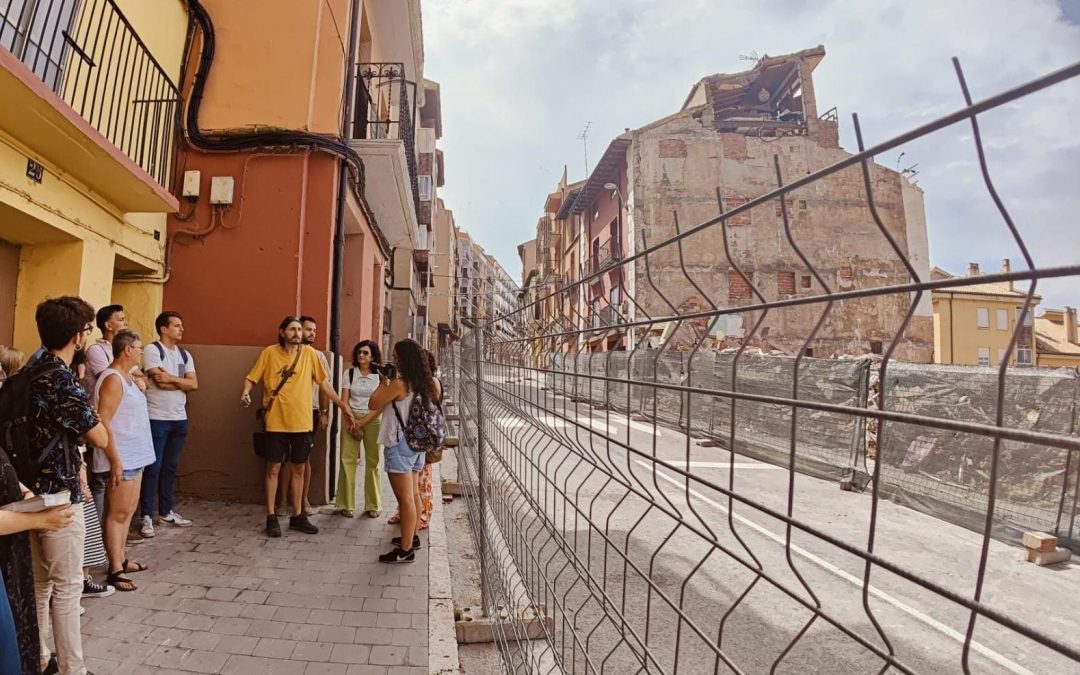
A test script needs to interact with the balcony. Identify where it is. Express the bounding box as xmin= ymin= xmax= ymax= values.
xmin=588 ymin=237 xmax=623 ymax=276
xmin=0 ymin=0 xmax=180 ymax=211
xmin=348 ymin=63 xmax=420 ymax=250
